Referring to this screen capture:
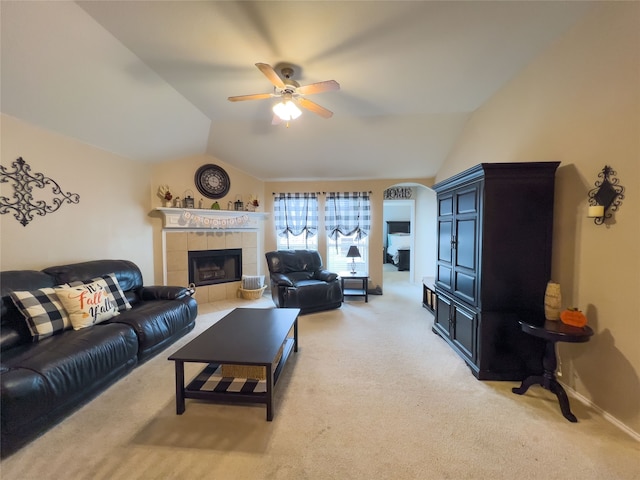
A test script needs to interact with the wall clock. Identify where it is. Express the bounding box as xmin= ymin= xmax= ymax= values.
xmin=194 ymin=164 xmax=230 ymax=199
